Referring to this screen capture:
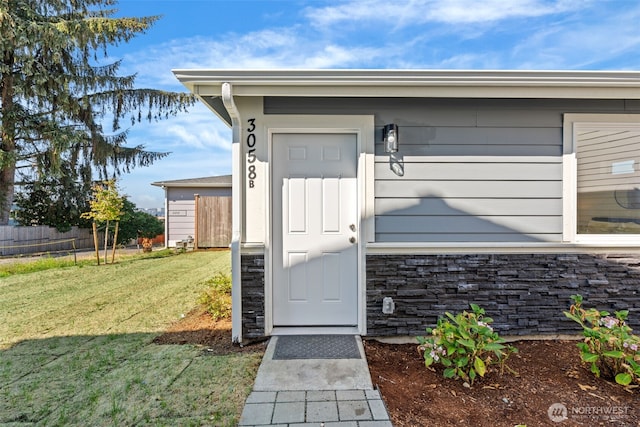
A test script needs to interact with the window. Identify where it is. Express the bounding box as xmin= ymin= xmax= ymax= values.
xmin=563 ymin=114 xmax=640 ymax=243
